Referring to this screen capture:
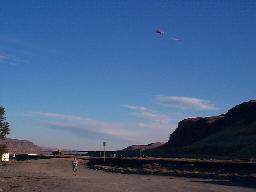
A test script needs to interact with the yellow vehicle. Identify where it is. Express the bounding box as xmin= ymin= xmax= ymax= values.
xmin=52 ymin=149 xmax=63 ymax=156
